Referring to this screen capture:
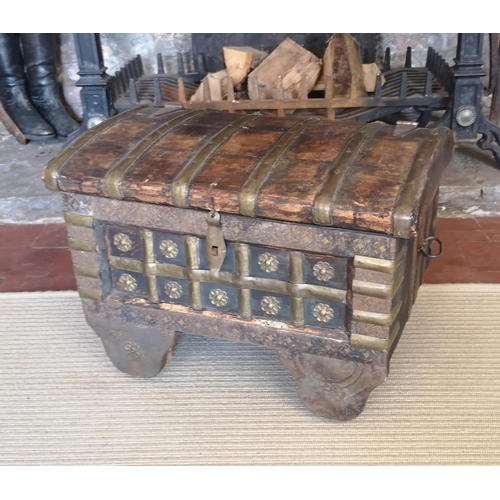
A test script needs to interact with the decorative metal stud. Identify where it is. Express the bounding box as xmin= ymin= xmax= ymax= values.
xmin=113 ymin=232 xmax=132 ymax=252
xmin=258 ymin=252 xmax=279 ymax=273
xmin=118 ymin=273 xmax=137 ymax=292
xmin=313 ymin=261 xmax=335 ymax=282
xmin=125 ymin=341 xmax=142 ymax=360
xmin=209 ymin=288 xmax=228 ymax=307
xmin=160 ymin=239 xmax=179 ymax=259
xmin=261 ymin=296 xmax=281 ymax=316
xmin=165 ymin=281 xmax=183 ymax=299
xmin=313 ymin=303 xmax=334 ymax=323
